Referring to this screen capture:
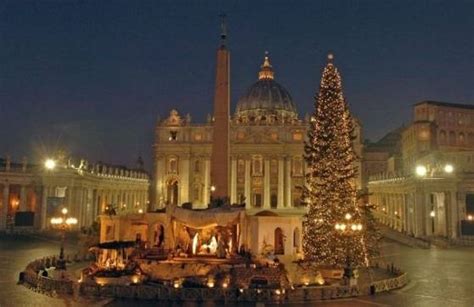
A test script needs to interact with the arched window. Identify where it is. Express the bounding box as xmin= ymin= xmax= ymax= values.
xmin=274 ymin=228 xmax=285 ymax=255
xmin=439 ymin=130 xmax=446 ymax=144
xmin=168 ymin=157 xmax=178 ymax=173
xmin=459 ymin=132 xmax=465 ymax=145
